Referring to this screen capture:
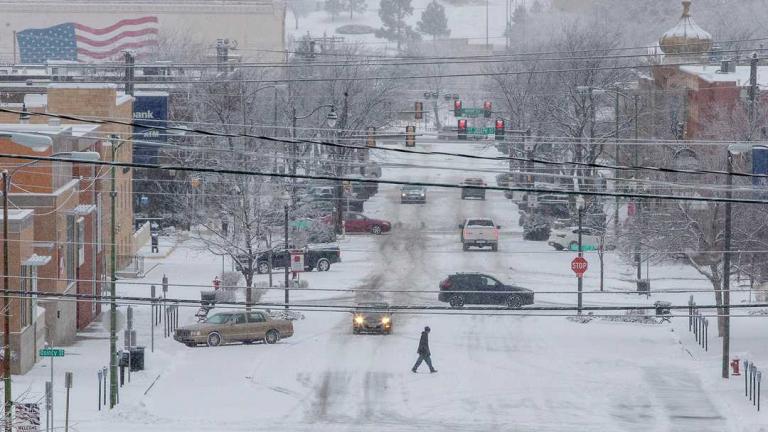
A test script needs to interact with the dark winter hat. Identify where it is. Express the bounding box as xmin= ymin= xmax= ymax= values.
xmin=424 ymin=326 xmax=431 ymax=332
